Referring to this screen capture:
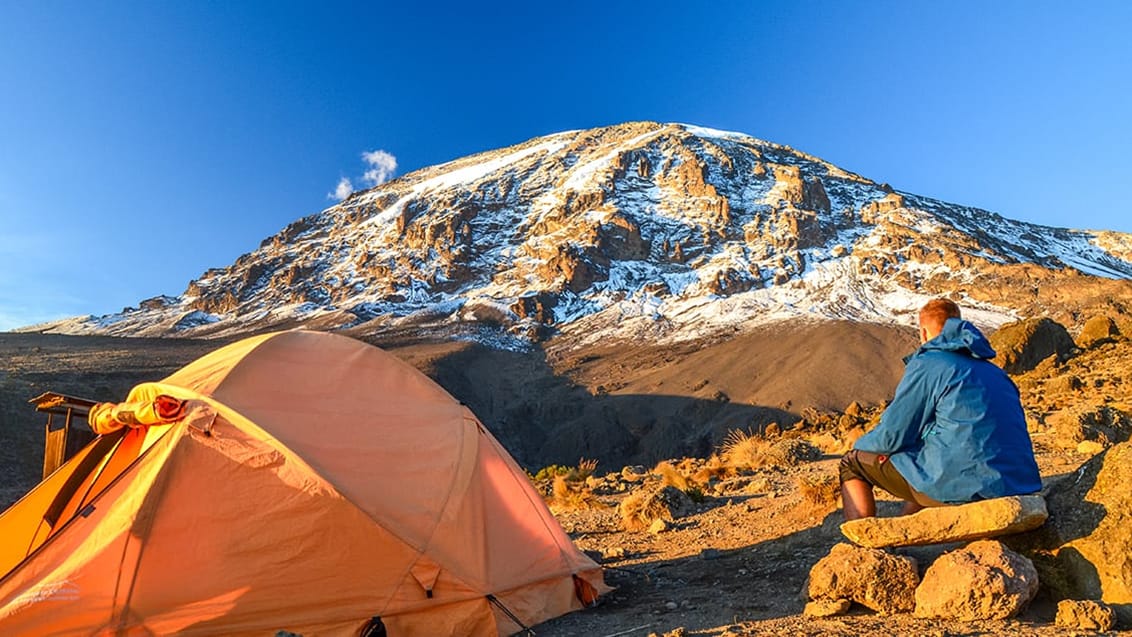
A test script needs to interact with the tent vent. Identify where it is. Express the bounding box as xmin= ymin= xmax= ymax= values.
xmin=358 ymin=616 xmax=386 ymax=637
xmin=80 ymin=504 xmax=96 ymax=518
xmin=486 ymin=594 xmax=534 ymax=635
